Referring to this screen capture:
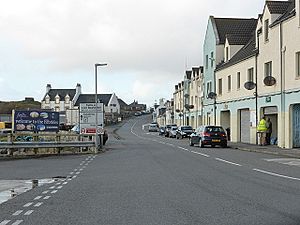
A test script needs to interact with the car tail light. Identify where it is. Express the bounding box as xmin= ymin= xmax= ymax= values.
xmin=203 ymin=132 xmax=211 ymax=137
